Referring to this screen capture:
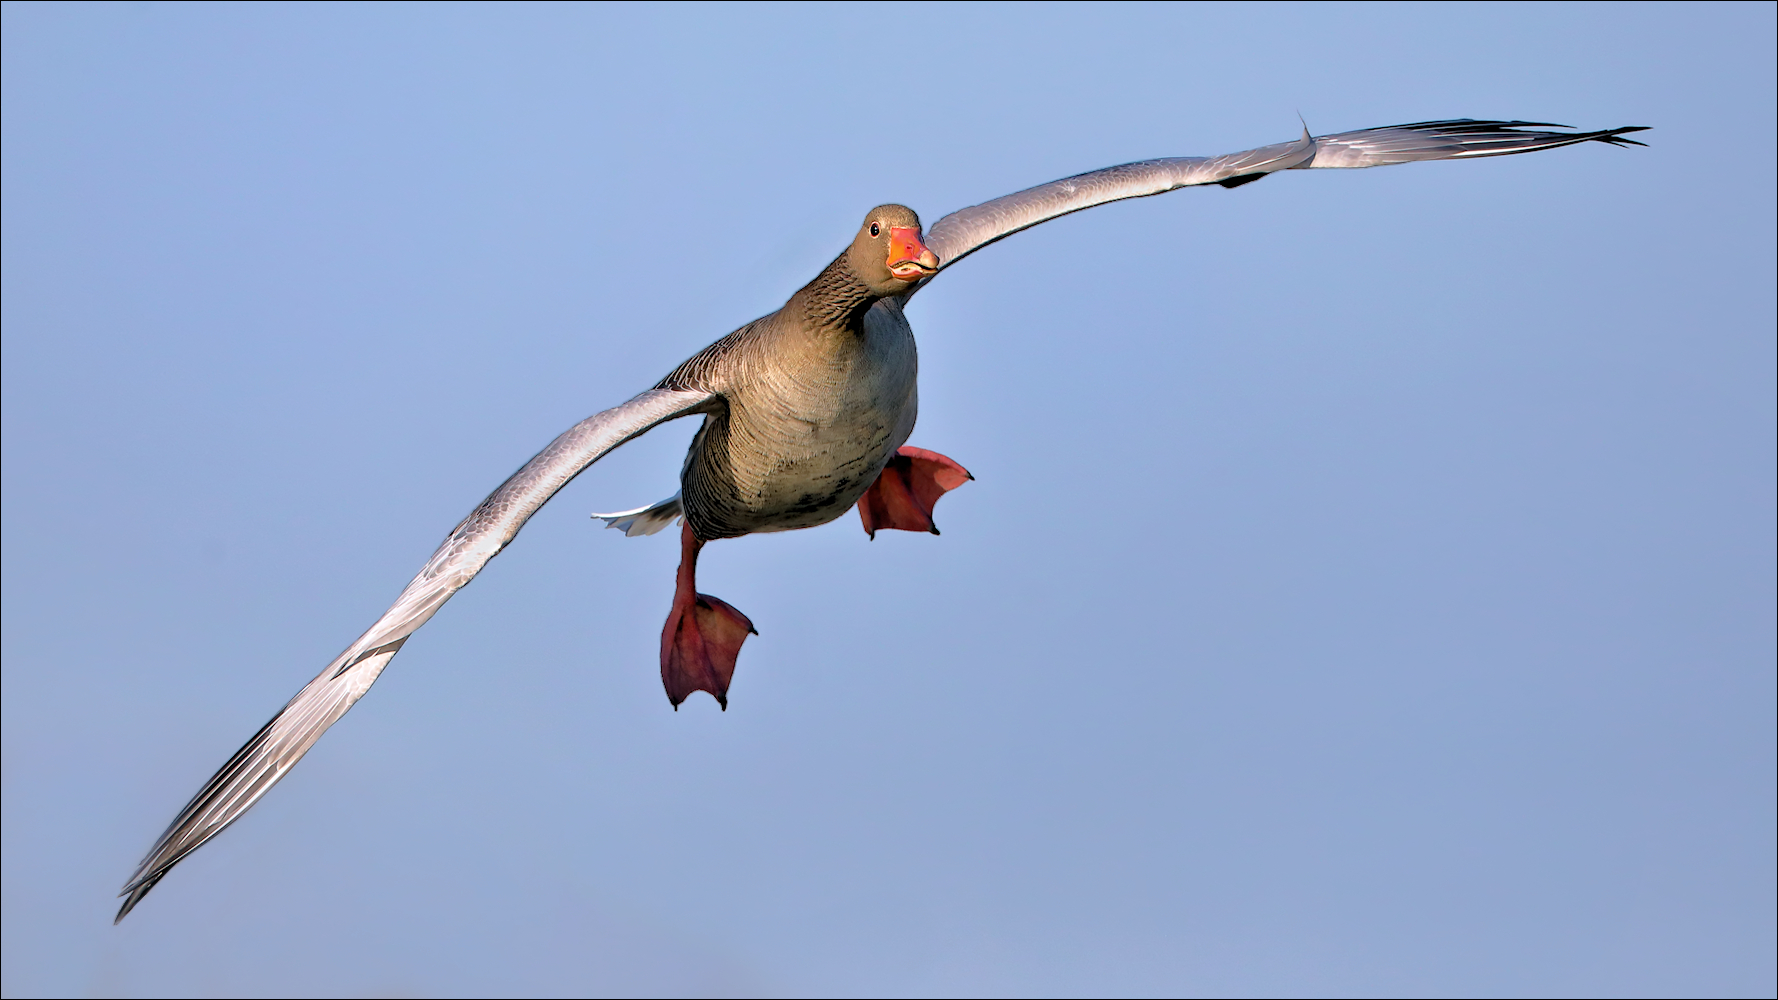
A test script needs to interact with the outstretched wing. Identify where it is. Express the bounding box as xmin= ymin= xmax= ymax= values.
xmin=911 ymin=119 xmax=1648 ymax=284
xmin=116 ymin=387 xmax=716 ymax=921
